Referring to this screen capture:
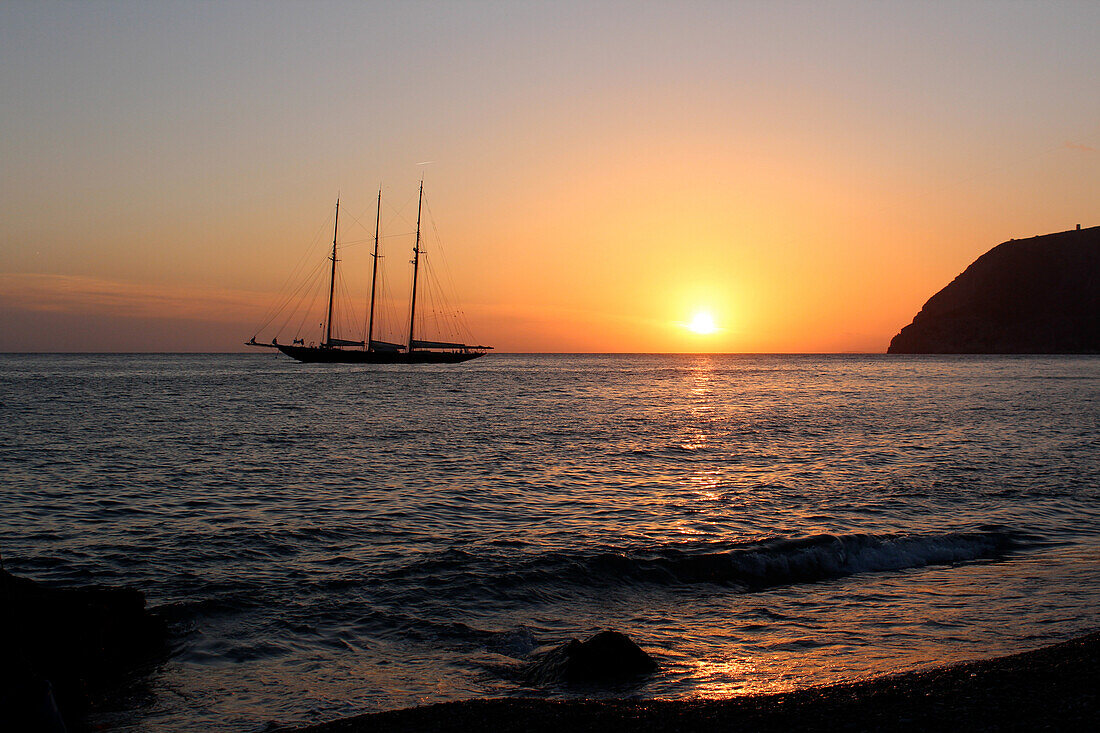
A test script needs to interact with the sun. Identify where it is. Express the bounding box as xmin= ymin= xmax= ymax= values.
xmin=686 ymin=311 xmax=719 ymax=335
